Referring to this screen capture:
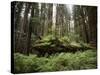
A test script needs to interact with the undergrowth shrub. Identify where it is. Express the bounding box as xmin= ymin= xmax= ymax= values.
xmin=14 ymin=50 xmax=97 ymax=73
